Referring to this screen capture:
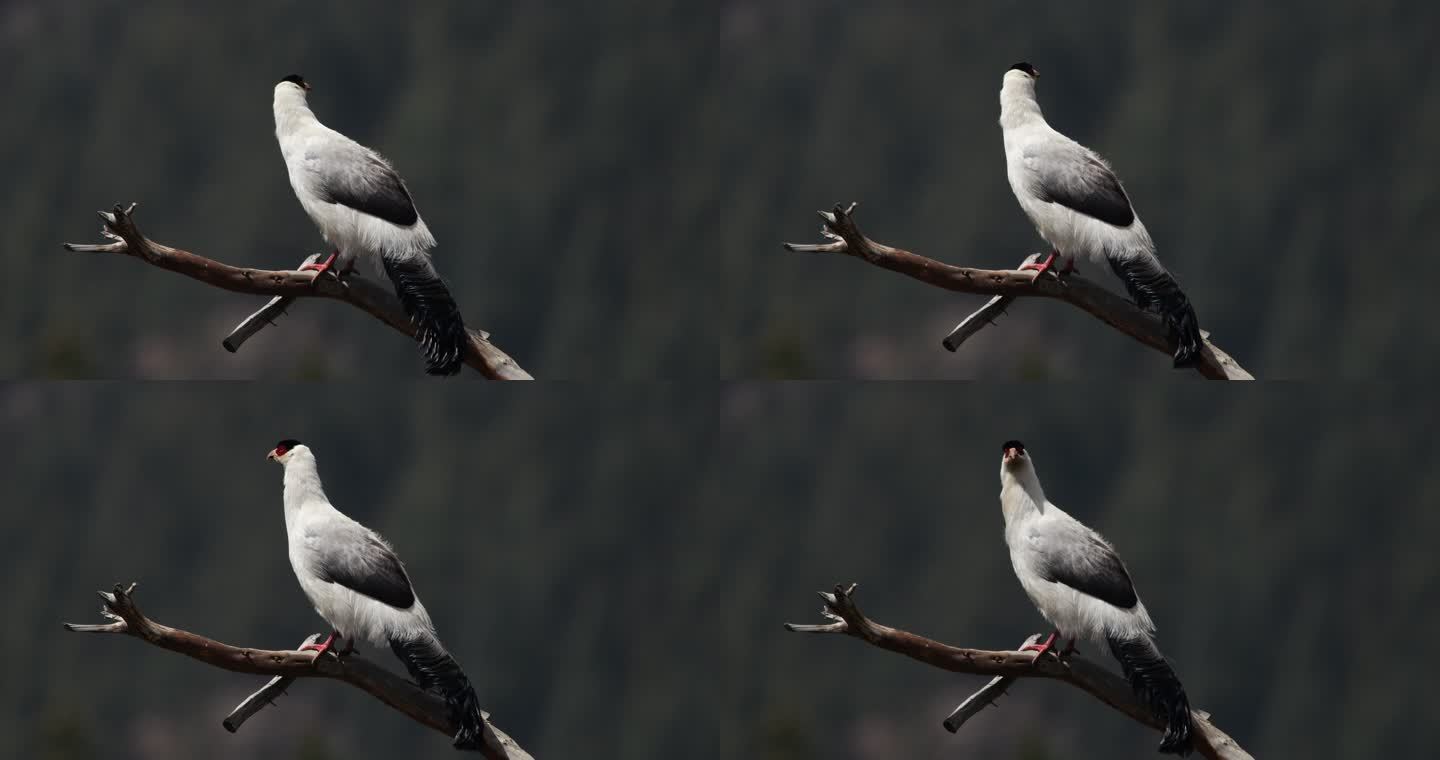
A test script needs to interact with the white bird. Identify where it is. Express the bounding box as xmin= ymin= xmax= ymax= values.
xmin=997 ymin=440 xmax=1194 ymax=755
xmin=273 ymin=75 xmax=467 ymax=376
xmin=267 ymin=439 xmax=487 ymax=750
xmin=1000 ymin=63 xmax=1204 ymax=368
